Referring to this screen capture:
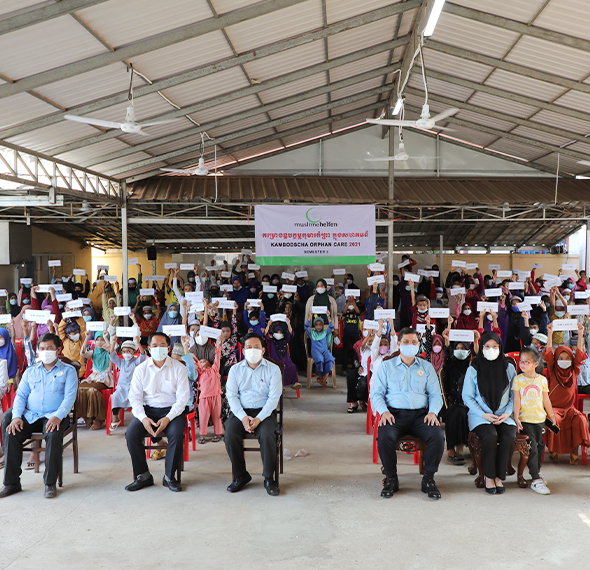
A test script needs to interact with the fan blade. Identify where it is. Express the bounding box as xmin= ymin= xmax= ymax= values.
xmin=577 ymin=160 xmax=590 ymax=167
xmin=140 ymin=119 xmax=181 ymax=127
xmin=431 ymin=125 xmax=456 ymax=132
xmin=160 ymin=168 xmax=193 ymax=173
xmin=134 ymin=129 xmax=150 ymax=136
xmin=366 ymin=118 xmax=417 ymax=127
xmin=430 ymin=108 xmax=460 ymax=122
xmin=64 ymin=114 xmax=122 ymax=129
